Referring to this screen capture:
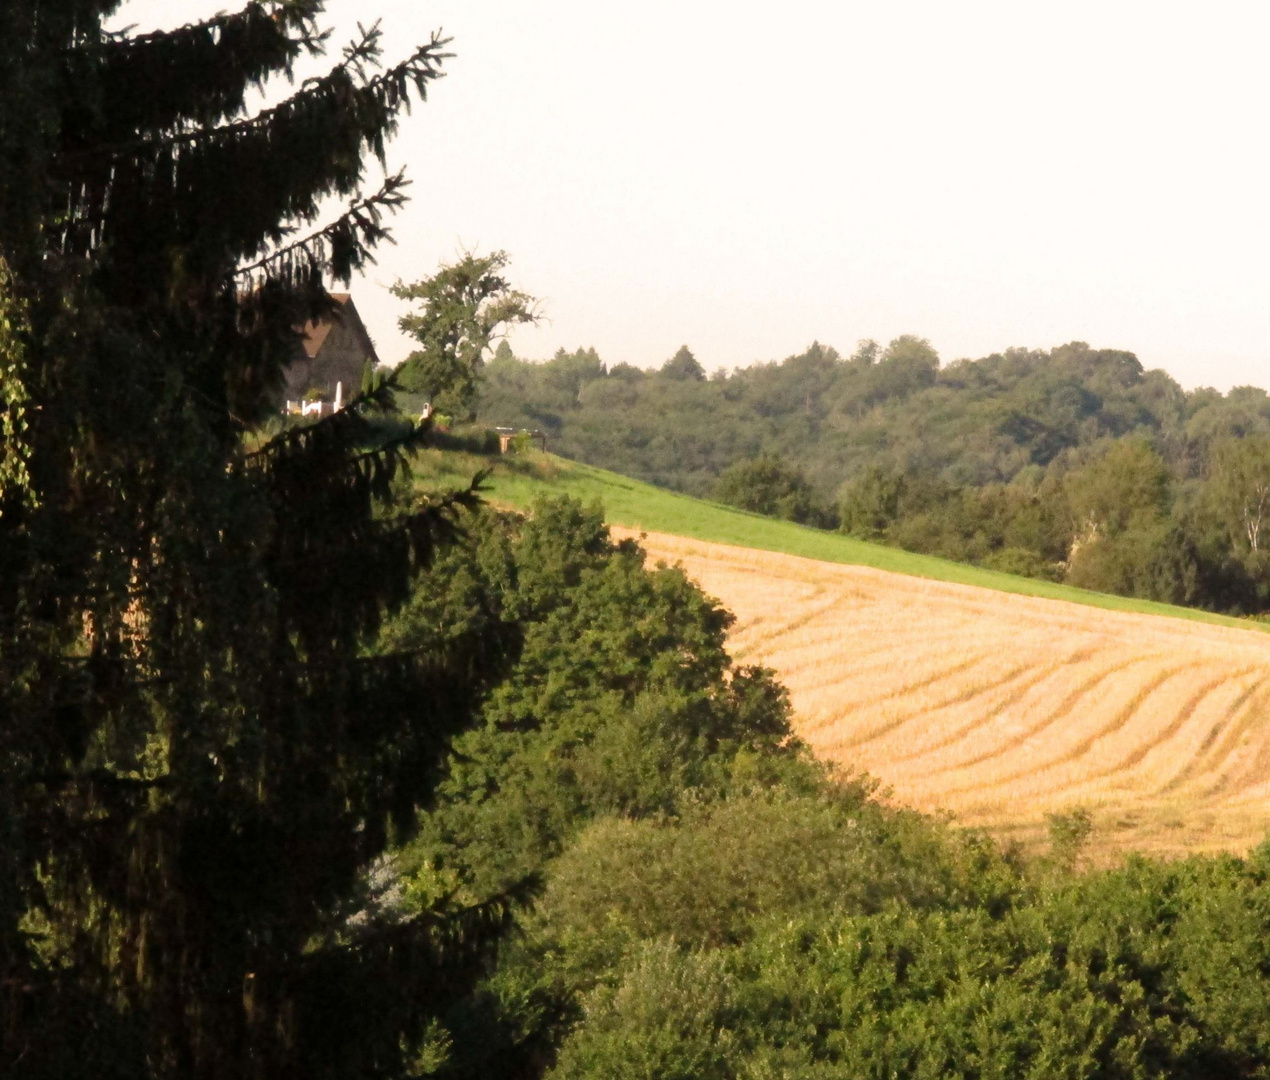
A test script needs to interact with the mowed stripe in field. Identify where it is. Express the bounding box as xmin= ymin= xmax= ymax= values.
xmin=617 ymin=528 xmax=1270 ymax=858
